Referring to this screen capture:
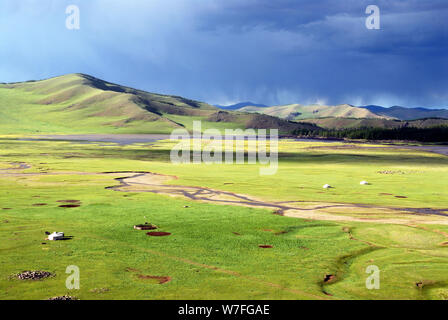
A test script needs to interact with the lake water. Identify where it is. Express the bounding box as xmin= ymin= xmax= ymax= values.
xmin=18 ymin=134 xmax=448 ymax=156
